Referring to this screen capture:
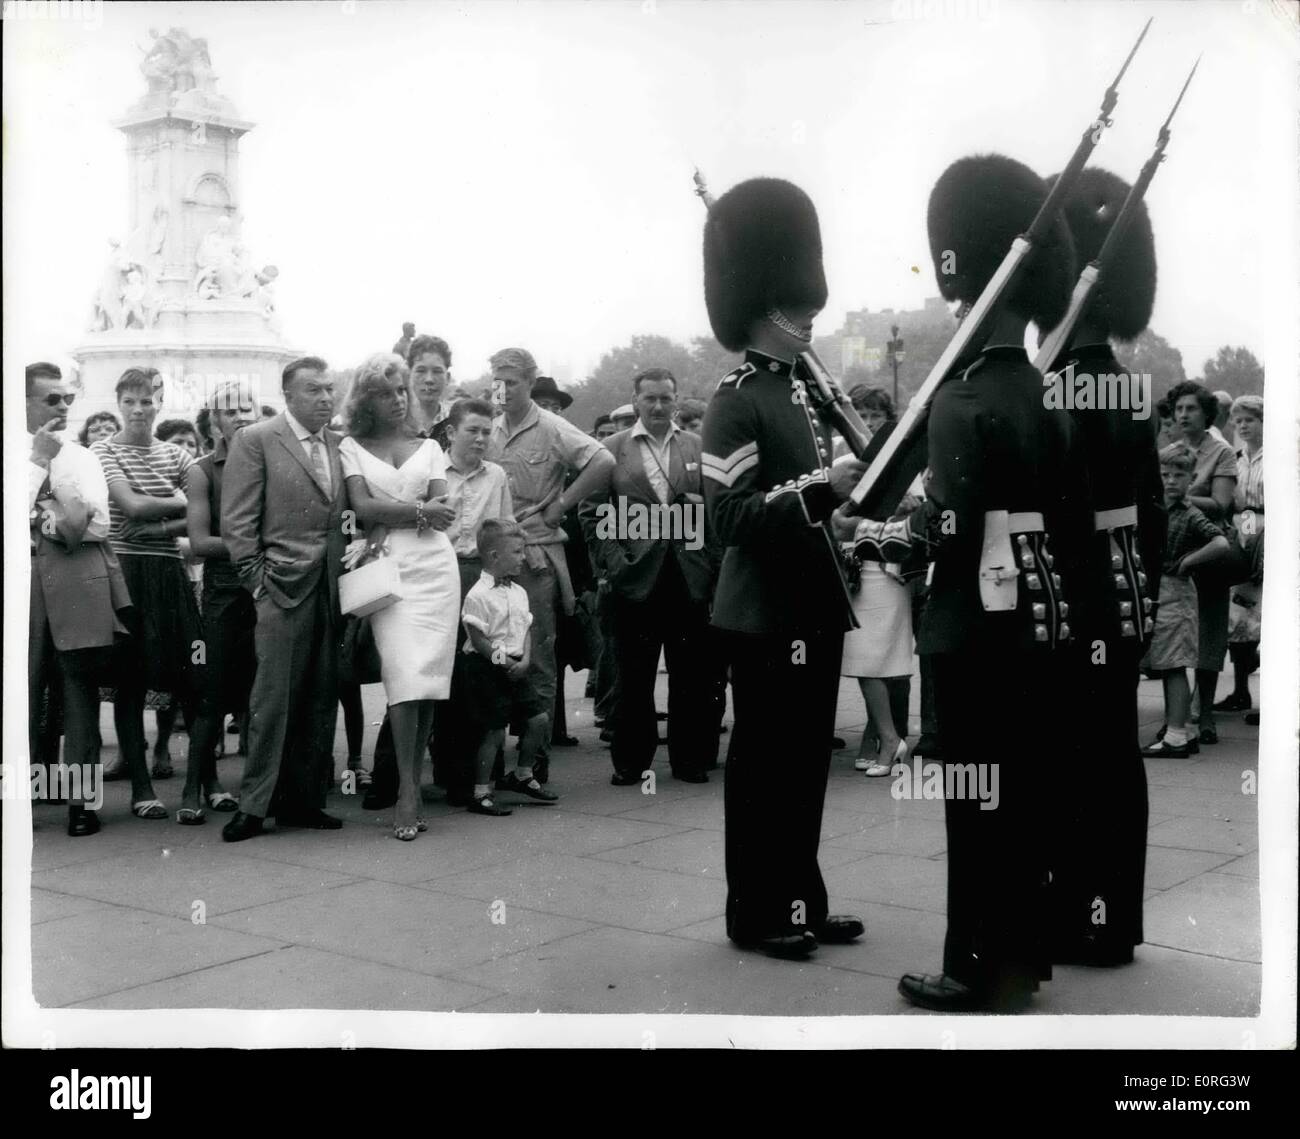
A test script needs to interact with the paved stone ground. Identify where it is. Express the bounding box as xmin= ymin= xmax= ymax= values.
xmin=26 ymin=667 xmax=1260 ymax=1020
